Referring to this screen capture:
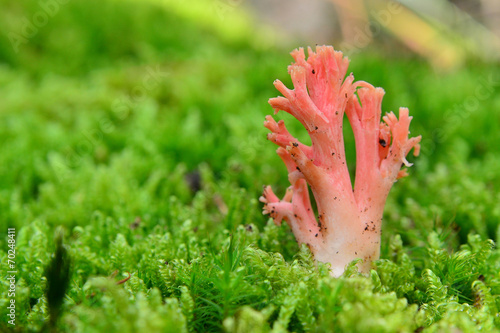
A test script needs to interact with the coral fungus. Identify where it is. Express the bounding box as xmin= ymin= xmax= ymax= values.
xmin=260 ymin=46 xmax=421 ymax=277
